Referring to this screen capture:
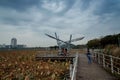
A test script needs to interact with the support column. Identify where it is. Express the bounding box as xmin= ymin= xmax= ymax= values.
xmin=110 ymin=55 xmax=113 ymax=73
xmin=103 ymin=54 xmax=105 ymax=68
xmin=98 ymin=53 xmax=100 ymax=64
